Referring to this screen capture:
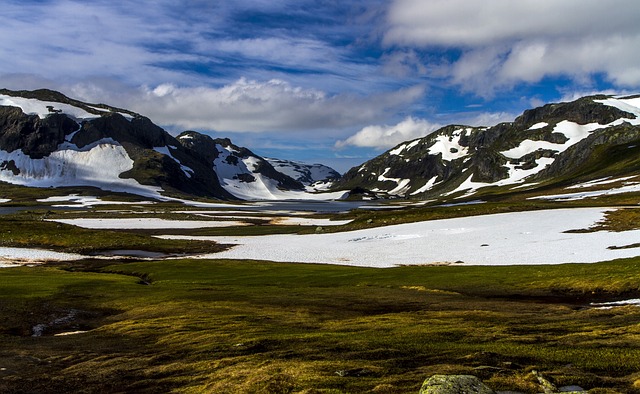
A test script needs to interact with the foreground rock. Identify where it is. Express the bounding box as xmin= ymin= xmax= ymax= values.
xmin=419 ymin=374 xmax=495 ymax=394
